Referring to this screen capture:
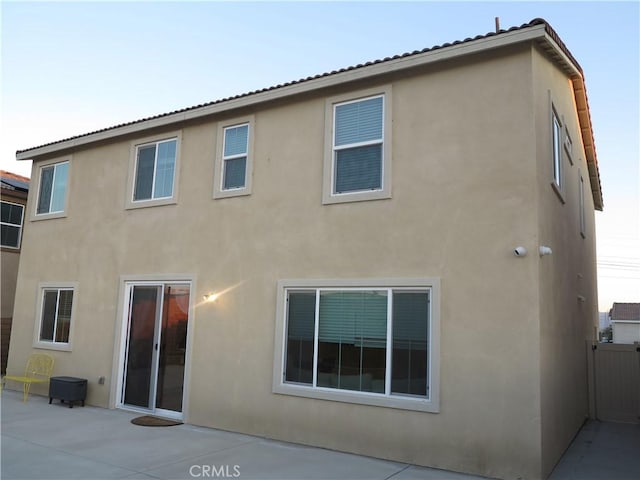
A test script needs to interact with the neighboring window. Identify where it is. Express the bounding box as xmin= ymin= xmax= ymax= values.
xmin=552 ymin=109 xmax=563 ymax=190
xmin=133 ymin=138 xmax=177 ymax=201
xmin=323 ymin=86 xmax=392 ymax=204
xmin=579 ymin=173 xmax=586 ymax=237
xmin=38 ymin=287 xmax=74 ymax=346
xmin=274 ymin=278 xmax=440 ymax=413
xmin=36 ymin=161 xmax=69 ymax=215
xmin=1 ymin=201 xmax=24 ymax=248
xmin=214 ymin=117 xmax=254 ymax=199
